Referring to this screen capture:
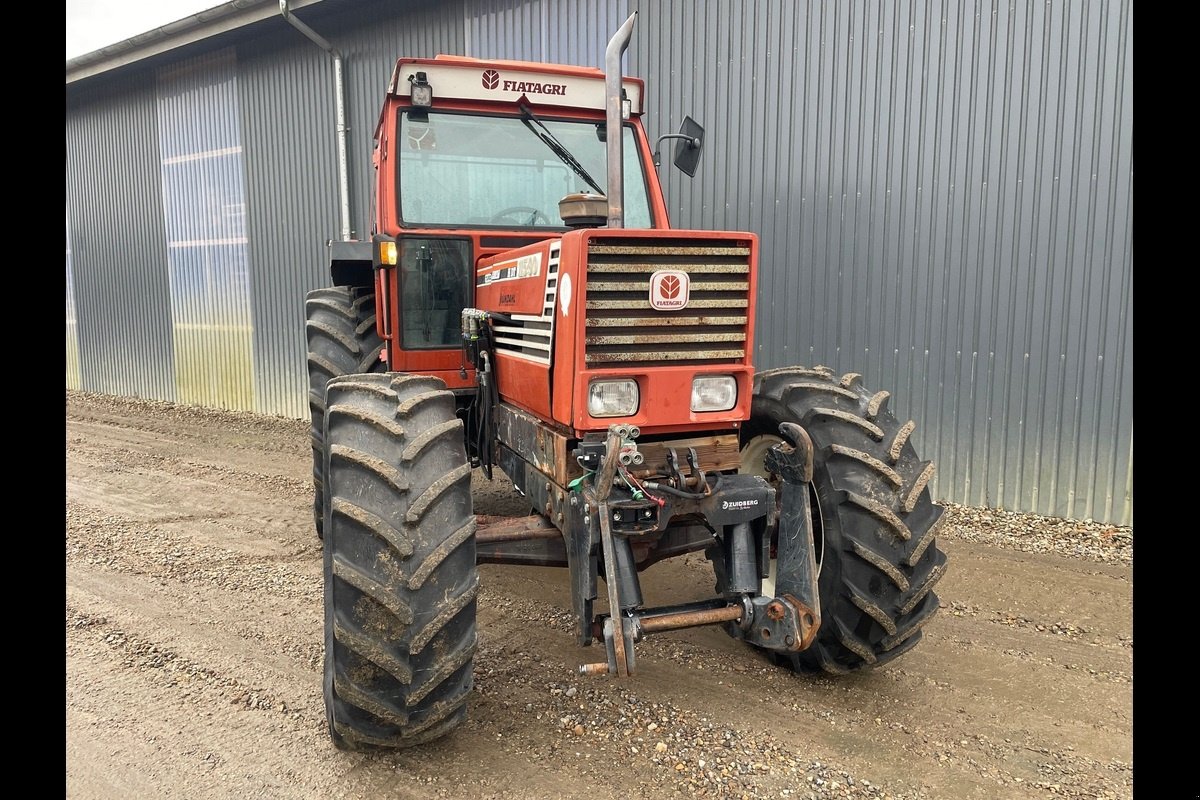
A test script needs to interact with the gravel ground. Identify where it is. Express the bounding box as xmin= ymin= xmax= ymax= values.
xmin=66 ymin=390 xmax=1134 ymax=799
xmin=64 ymin=389 xmax=1135 ymax=564
xmin=938 ymin=503 xmax=1132 ymax=566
